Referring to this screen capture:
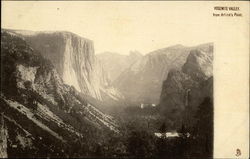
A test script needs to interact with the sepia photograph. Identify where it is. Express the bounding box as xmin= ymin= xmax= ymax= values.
xmin=0 ymin=1 xmax=249 ymax=158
